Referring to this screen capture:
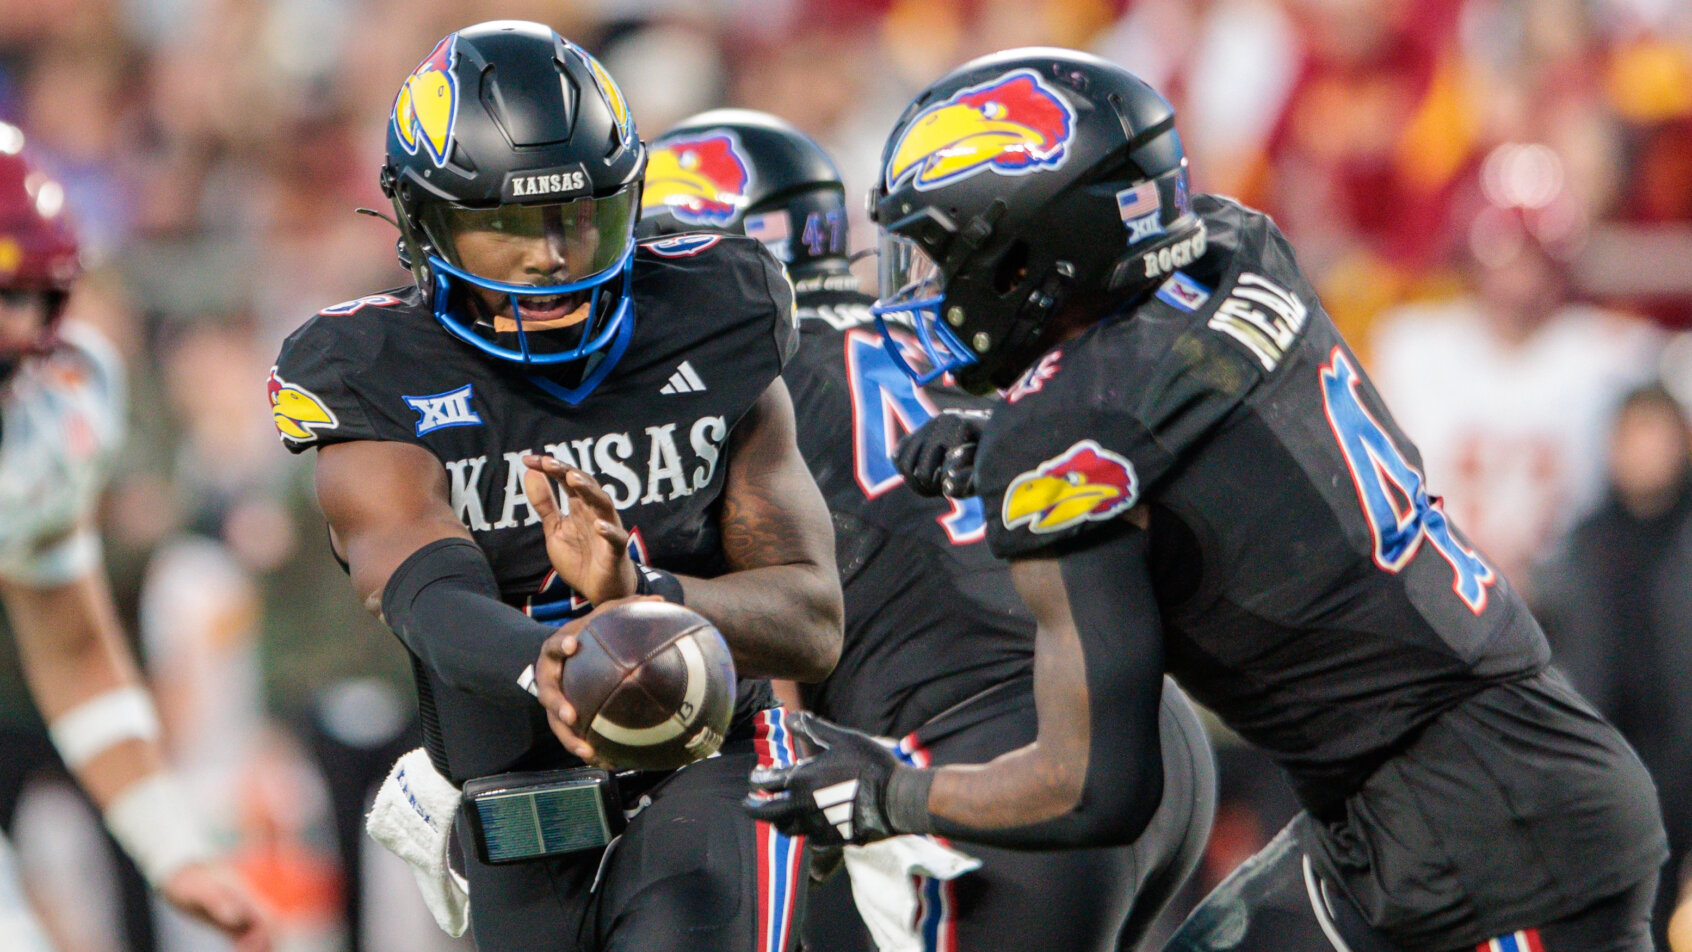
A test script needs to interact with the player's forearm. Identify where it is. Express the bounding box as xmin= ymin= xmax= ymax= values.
xmin=919 ymin=738 xmax=1164 ymax=849
xmin=3 ymin=574 xmax=172 ymax=805
xmin=681 ymin=562 xmax=842 ymax=680
xmin=381 ymin=537 xmax=558 ymax=704
xmin=4 ymin=574 xmax=220 ymax=886
xmin=5 ymin=581 xmax=156 ymax=804
xmin=905 ymin=533 xmax=1168 ymax=848
xmin=7 ymin=573 xmax=138 ymax=714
